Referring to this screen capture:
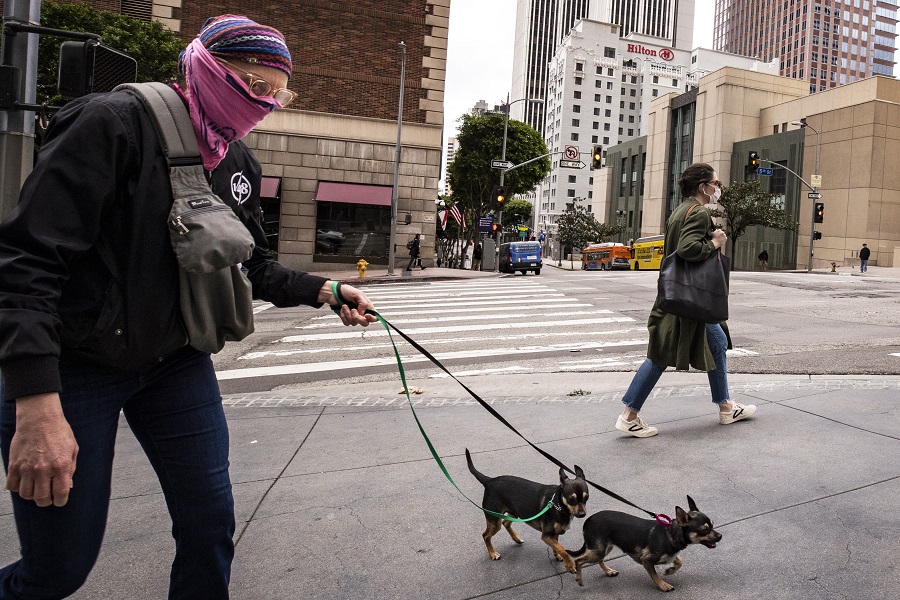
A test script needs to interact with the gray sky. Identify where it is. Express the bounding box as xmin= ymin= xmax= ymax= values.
xmin=443 ymin=0 xmax=715 ymax=139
